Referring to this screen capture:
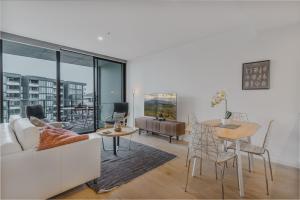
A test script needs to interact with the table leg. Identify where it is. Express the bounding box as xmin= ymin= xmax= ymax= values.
xmin=113 ymin=137 xmax=117 ymax=155
xmin=192 ymin=158 xmax=197 ymax=177
xmin=247 ymin=136 xmax=254 ymax=171
xmin=236 ymin=140 xmax=244 ymax=197
xmin=117 ymin=136 xmax=120 ymax=146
